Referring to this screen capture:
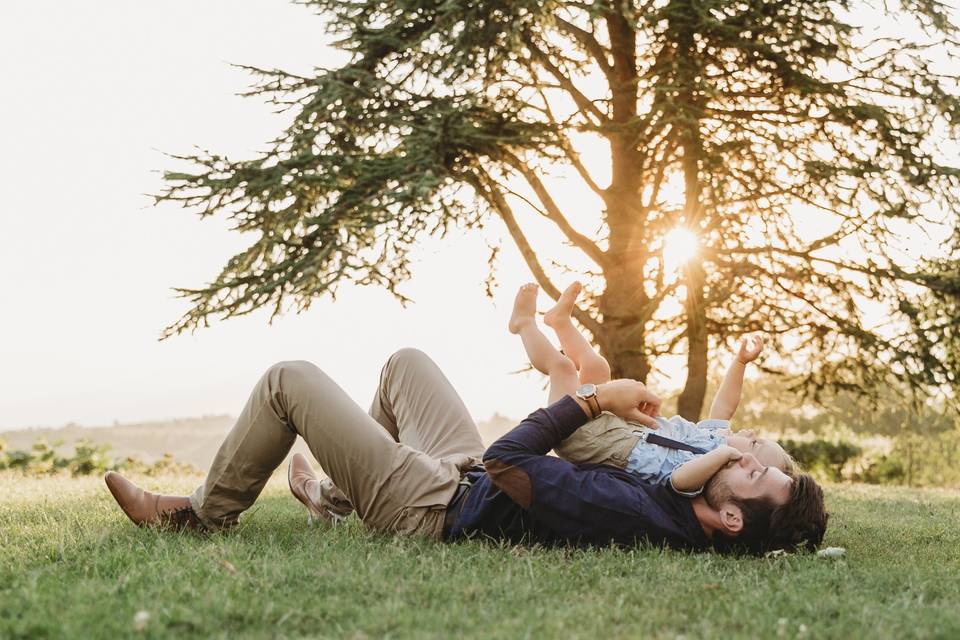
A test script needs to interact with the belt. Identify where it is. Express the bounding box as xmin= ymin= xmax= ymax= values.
xmin=442 ymin=480 xmax=474 ymax=539
xmin=441 ymin=463 xmax=484 ymax=539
